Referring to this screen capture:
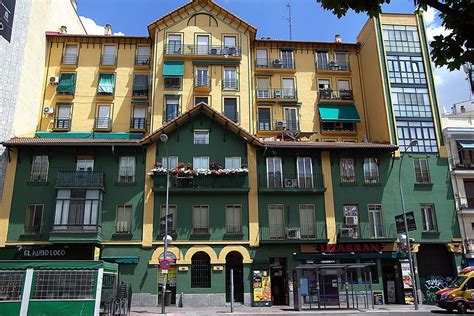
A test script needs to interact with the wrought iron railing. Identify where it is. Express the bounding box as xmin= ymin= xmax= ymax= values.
xmin=154 ymin=174 xmax=248 ymax=189
xmin=316 ymin=61 xmax=350 ymax=71
xmin=256 ymin=88 xmax=297 ymax=99
xmin=258 ymin=174 xmax=324 ymax=190
xmin=222 ymin=79 xmax=239 ymax=90
xmin=255 ymin=58 xmax=295 ymax=69
xmin=194 ymin=76 xmax=211 ymax=89
xmin=61 ymin=54 xmax=78 ymax=65
xmin=226 ymin=225 xmax=243 ymax=234
xmin=260 ymin=224 xmax=327 ymax=240
xmin=54 ymin=118 xmax=71 ymax=130
xmin=56 ymin=171 xmax=105 ymax=188
xmin=257 ymin=119 xmax=300 ymax=131
xmin=101 ymin=54 xmax=117 ymax=66
xmin=130 ymin=117 xmax=146 ymax=130
xmin=135 ymin=54 xmax=150 ymax=66
xmin=337 ymin=223 xmax=397 ymax=240
xmin=94 ymin=117 xmax=111 ymax=130
xmin=164 ymin=44 xmax=242 ymax=57
xmin=319 ymin=89 xmax=353 ymax=101
xmin=192 ymin=226 xmax=210 ymax=235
